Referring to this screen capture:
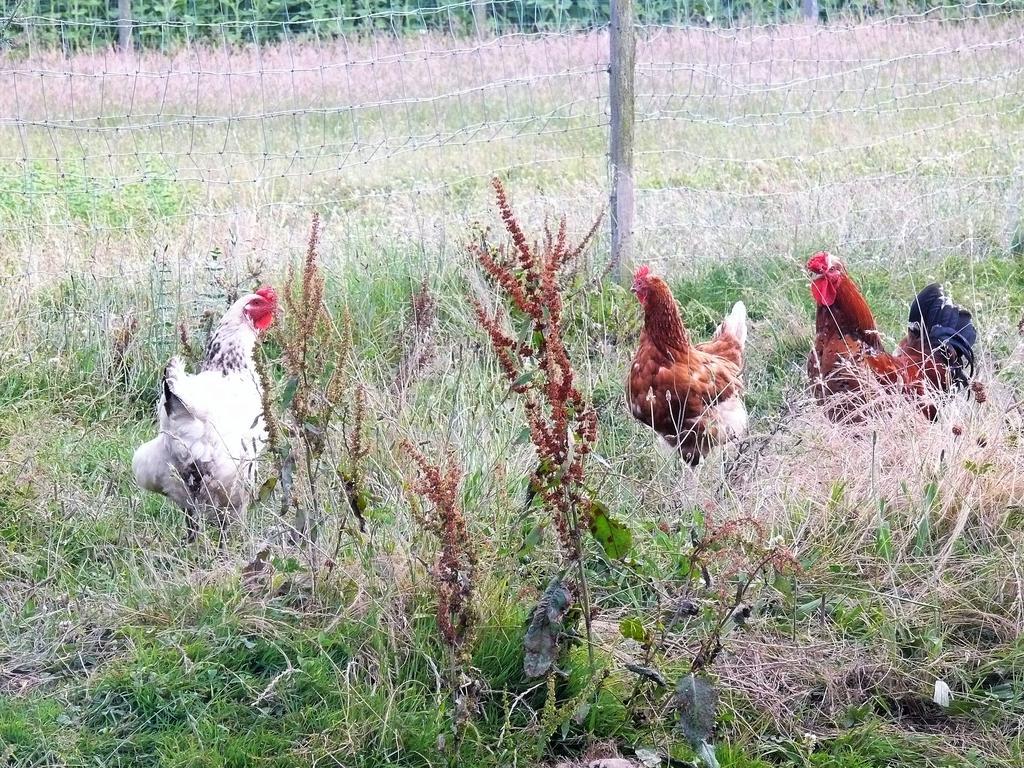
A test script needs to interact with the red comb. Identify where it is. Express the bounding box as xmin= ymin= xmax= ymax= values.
xmin=806 ymin=252 xmax=829 ymax=268
xmin=255 ymin=285 xmax=277 ymax=302
xmin=634 ymin=265 xmax=650 ymax=280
